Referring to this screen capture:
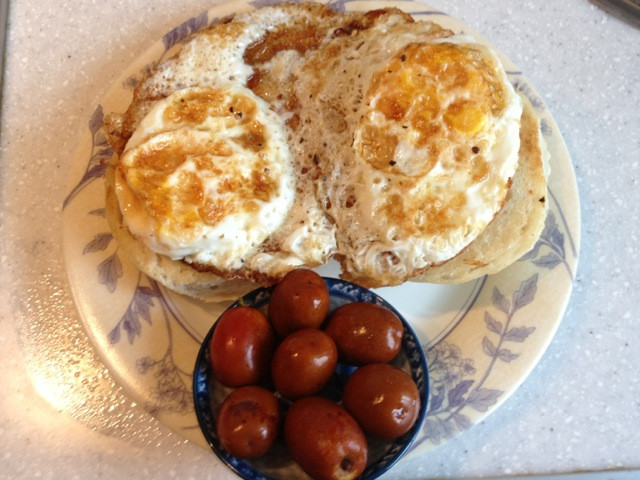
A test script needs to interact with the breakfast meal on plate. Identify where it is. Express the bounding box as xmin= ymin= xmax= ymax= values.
xmin=207 ymin=269 xmax=421 ymax=479
xmin=103 ymin=2 xmax=549 ymax=301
